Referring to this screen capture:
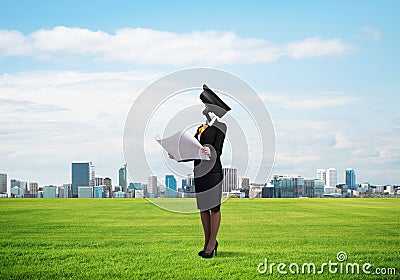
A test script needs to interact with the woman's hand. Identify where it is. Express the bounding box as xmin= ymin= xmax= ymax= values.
xmin=168 ymin=153 xmax=174 ymax=159
xmin=201 ymin=146 xmax=211 ymax=156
